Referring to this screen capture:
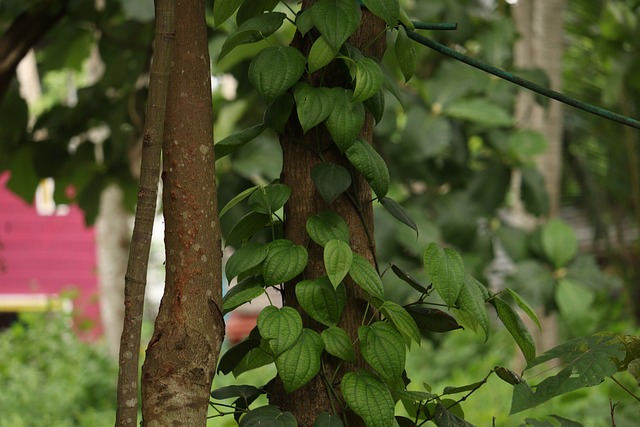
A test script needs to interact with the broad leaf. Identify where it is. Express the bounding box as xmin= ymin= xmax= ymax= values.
xmin=308 ymin=36 xmax=337 ymax=74
xmin=380 ymin=197 xmax=418 ymax=234
xmin=314 ymin=412 xmax=344 ymax=427
xmin=541 ymin=219 xmax=578 ymax=269
xmin=324 ymin=239 xmax=353 ymax=288
xmin=380 ymin=301 xmax=421 ymax=346
xmin=341 ymin=371 xmax=395 ymax=427
xmin=215 ymin=124 xmax=266 ymax=159
xmin=433 ymin=403 xmax=474 ymax=427
xmin=326 ymin=88 xmax=365 ymax=151
xmin=263 ymin=240 xmax=308 ymax=285
xmin=294 ymin=83 xmax=333 ymax=133
xmin=493 ymin=297 xmax=535 ymax=362
xmin=226 ymin=212 xmax=271 ymax=245
xmin=349 ymin=253 xmax=384 ymax=299
xmin=211 ymin=384 xmax=261 ymax=401
xmin=444 ymin=98 xmax=513 ymax=127
xmin=362 ymin=0 xmax=399 ymax=27
xmin=312 ymin=0 xmax=361 ymax=51
xmin=395 ymin=25 xmax=416 ymax=82
xmin=264 ymin=93 xmax=294 ymax=134
xmin=239 ymin=405 xmax=298 ymax=427
xmin=219 ymin=12 xmax=287 ymax=60
xmin=456 ymin=274 xmax=490 ymax=340
xmin=249 ymin=46 xmax=306 ymax=101
xmin=222 ymin=276 xmax=265 ymax=314
xmin=306 ymin=210 xmax=350 ymax=247
xmin=345 ymin=138 xmax=390 ymax=198
xmin=423 ymin=243 xmax=465 ymax=307
xmin=321 ymin=326 xmax=356 ymax=362
xmin=217 ymin=336 xmax=261 ymax=374
xmin=236 ymin=0 xmax=280 ymax=25
xmin=257 ymin=306 xmax=303 ymax=356
xmin=295 ymin=277 xmax=347 ymax=327
xmin=311 ymin=163 xmax=352 ymax=204
xmin=213 ymin=0 xmax=246 ymax=27
xmin=225 ymin=243 xmax=269 ymax=280
xmin=248 ymin=183 xmax=292 ymax=215
xmin=276 ymin=329 xmax=324 ymax=392
xmin=352 ymin=58 xmax=384 ymax=103
xmin=359 ymin=322 xmax=406 ymax=380
xmin=220 ymin=185 xmax=258 ymax=218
